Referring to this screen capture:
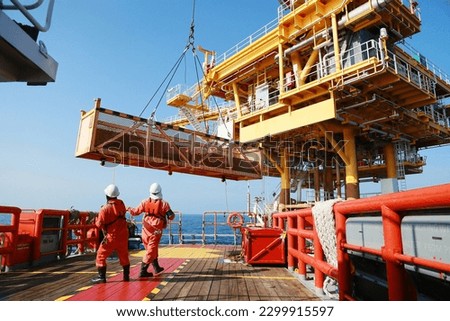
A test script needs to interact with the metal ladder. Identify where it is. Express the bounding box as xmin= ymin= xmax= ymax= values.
xmin=395 ymin=141 xmax=407 ymax=191
xmin=179 ymin=106 xmax=206 ymax=133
